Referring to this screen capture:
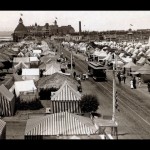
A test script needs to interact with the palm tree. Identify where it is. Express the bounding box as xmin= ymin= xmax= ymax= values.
xmin=80 ymin=94 xmax=99 ymax=118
